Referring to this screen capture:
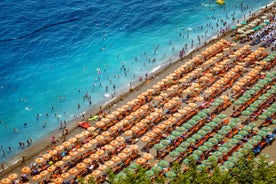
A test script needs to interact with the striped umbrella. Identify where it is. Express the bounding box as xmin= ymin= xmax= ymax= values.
xmin=246 ymin=107 xmax=256 ymax=112
xmin=169 ymin=151 xmax=180 ymax=158
xmin=243 ymin=126 xmax=253 ymax=131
